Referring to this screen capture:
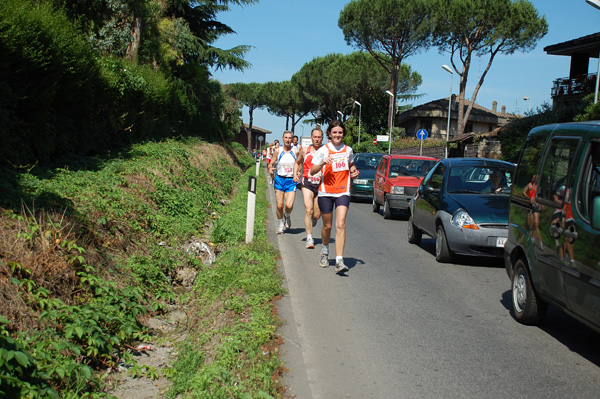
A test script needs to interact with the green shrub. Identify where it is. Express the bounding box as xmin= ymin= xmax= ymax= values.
xmin=0 ymin=0 xmax=109 ymax=165
xmin=498 ymin=101 xmax=586 ymax=163
xmin=0 ymin=317 xmax=58 ymax=399
xmin=0 ymin=0 xmax=235 ymax=167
